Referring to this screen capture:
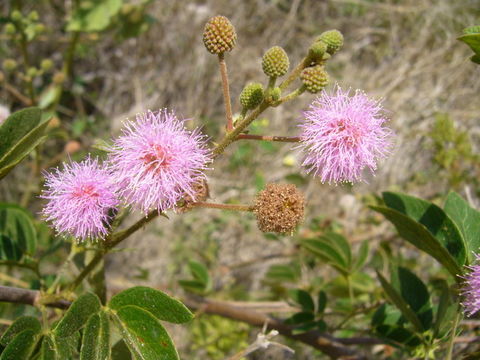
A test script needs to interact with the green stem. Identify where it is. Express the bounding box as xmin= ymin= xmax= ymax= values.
xmin=445 ymin=309 xmax=461 ymax=360
xmin=272 ymin=86 xmax=306 ymax=106
xmin=47 ymin=243 xmax=81 ymax=294
xmin=346 ymin=274 xmax=354 ymax=305
xmin=279 ymin=56 xmax=311 ymax=91
xmin=19 ymin=34 xmax=35 ymax=103
xmin=68 ymin=210 xmax=160 ymax=291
